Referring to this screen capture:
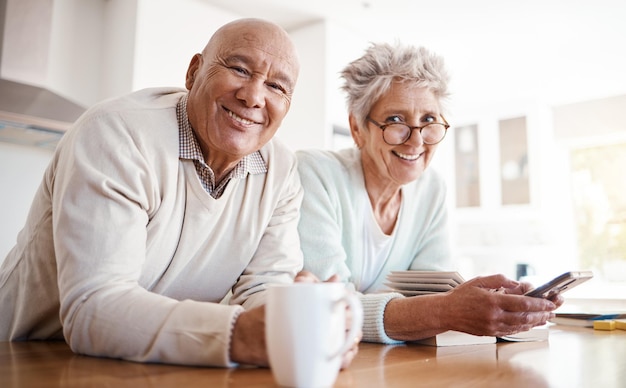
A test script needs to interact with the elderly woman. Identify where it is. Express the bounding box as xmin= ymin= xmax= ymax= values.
xmin=296 ymin=43 xmax=561 ymax=344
